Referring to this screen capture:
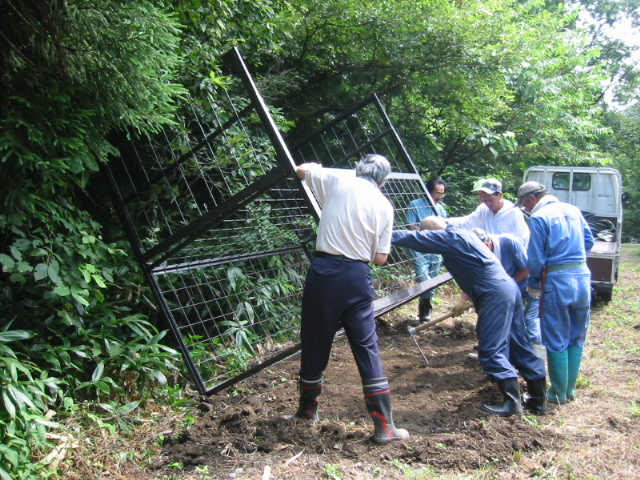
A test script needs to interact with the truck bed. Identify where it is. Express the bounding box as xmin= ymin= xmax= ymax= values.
xmin=587 ymin=240 xmax=620 ymax=301
xmin=590 ymin=241 xmax=619 ymax=256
